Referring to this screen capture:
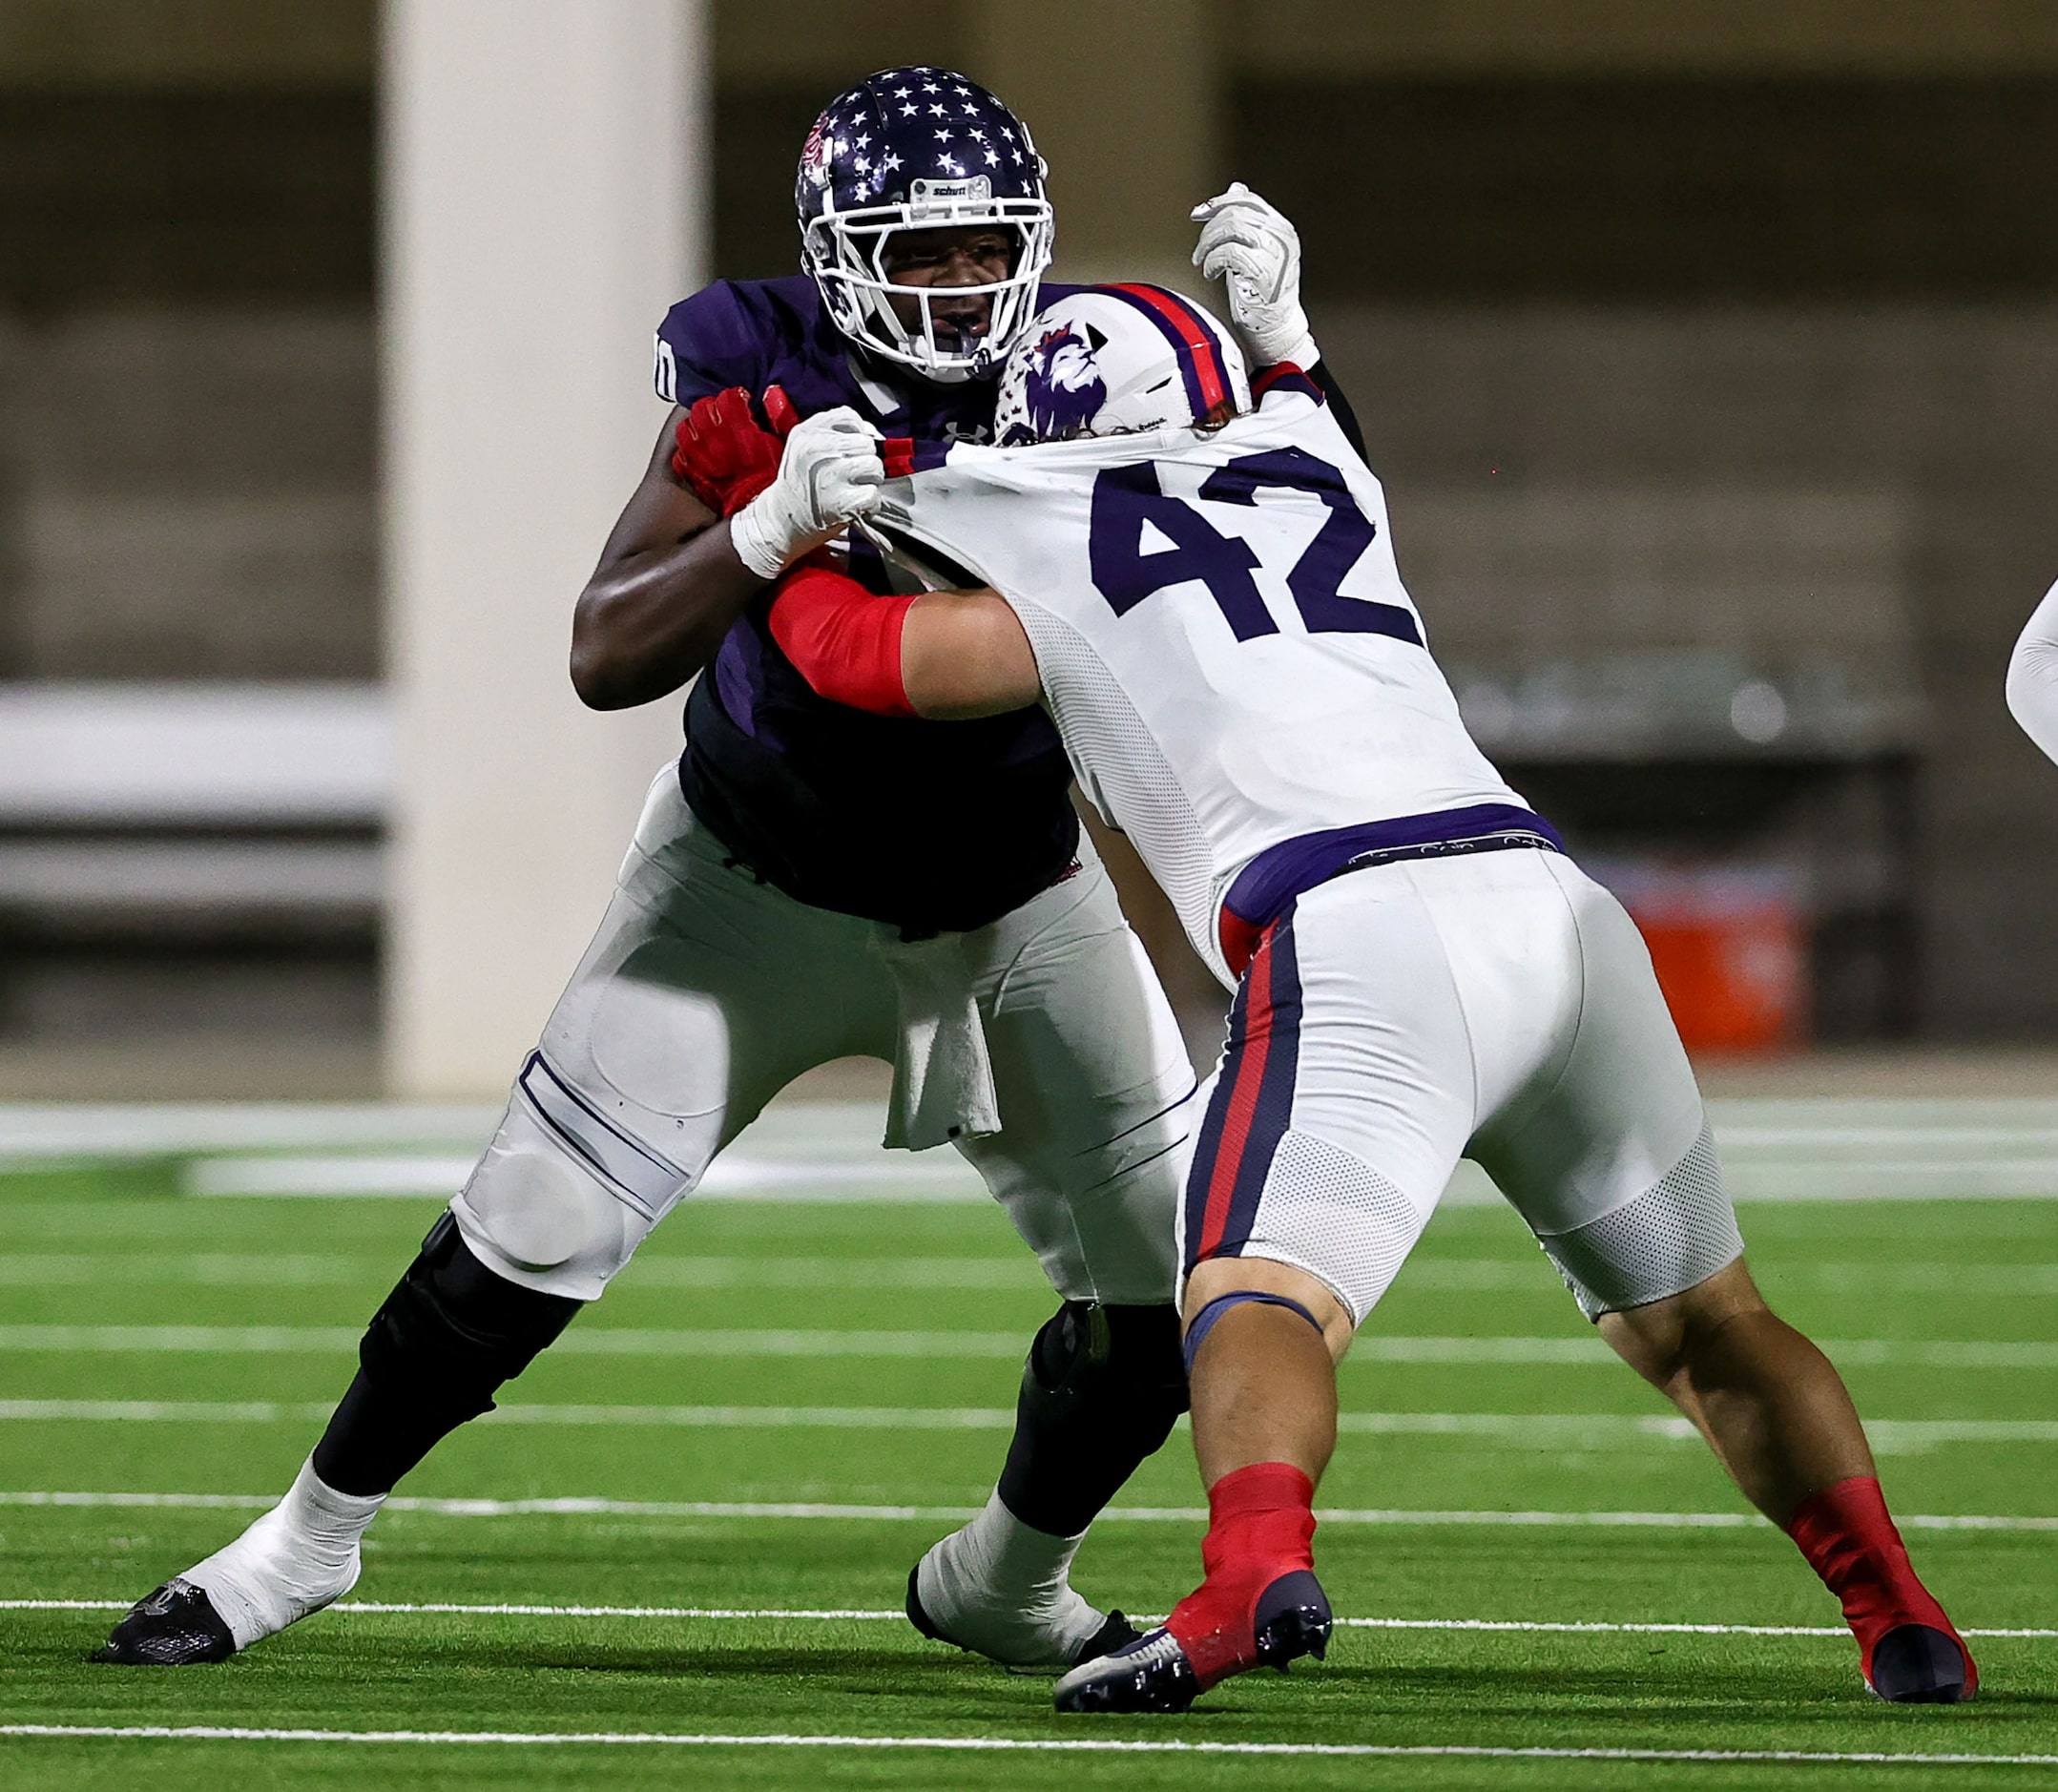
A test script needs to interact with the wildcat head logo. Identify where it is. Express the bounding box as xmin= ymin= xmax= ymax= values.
xmin=799 ymin=111 xmax=834 ymax=191
xmin=1015 ymin=327 xmax=1106 ymax=443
